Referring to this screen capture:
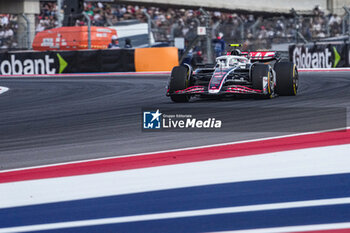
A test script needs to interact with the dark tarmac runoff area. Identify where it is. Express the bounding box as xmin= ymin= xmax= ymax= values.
xmin=0 ymin=71 xmax=349 ymax=170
